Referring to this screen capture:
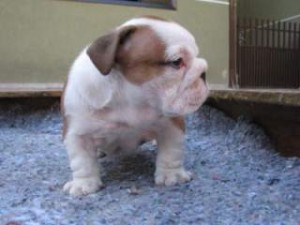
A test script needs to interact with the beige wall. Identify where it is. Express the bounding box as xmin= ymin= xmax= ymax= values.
xmin=238 ymin=0 xmax=300 ymax=21
xmin=0 ymin=0 xmax=229 ymax=85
